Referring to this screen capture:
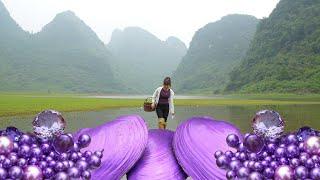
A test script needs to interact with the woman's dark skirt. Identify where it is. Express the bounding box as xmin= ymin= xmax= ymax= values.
xmin=156 ymin=103 xmax=169 ymax=121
